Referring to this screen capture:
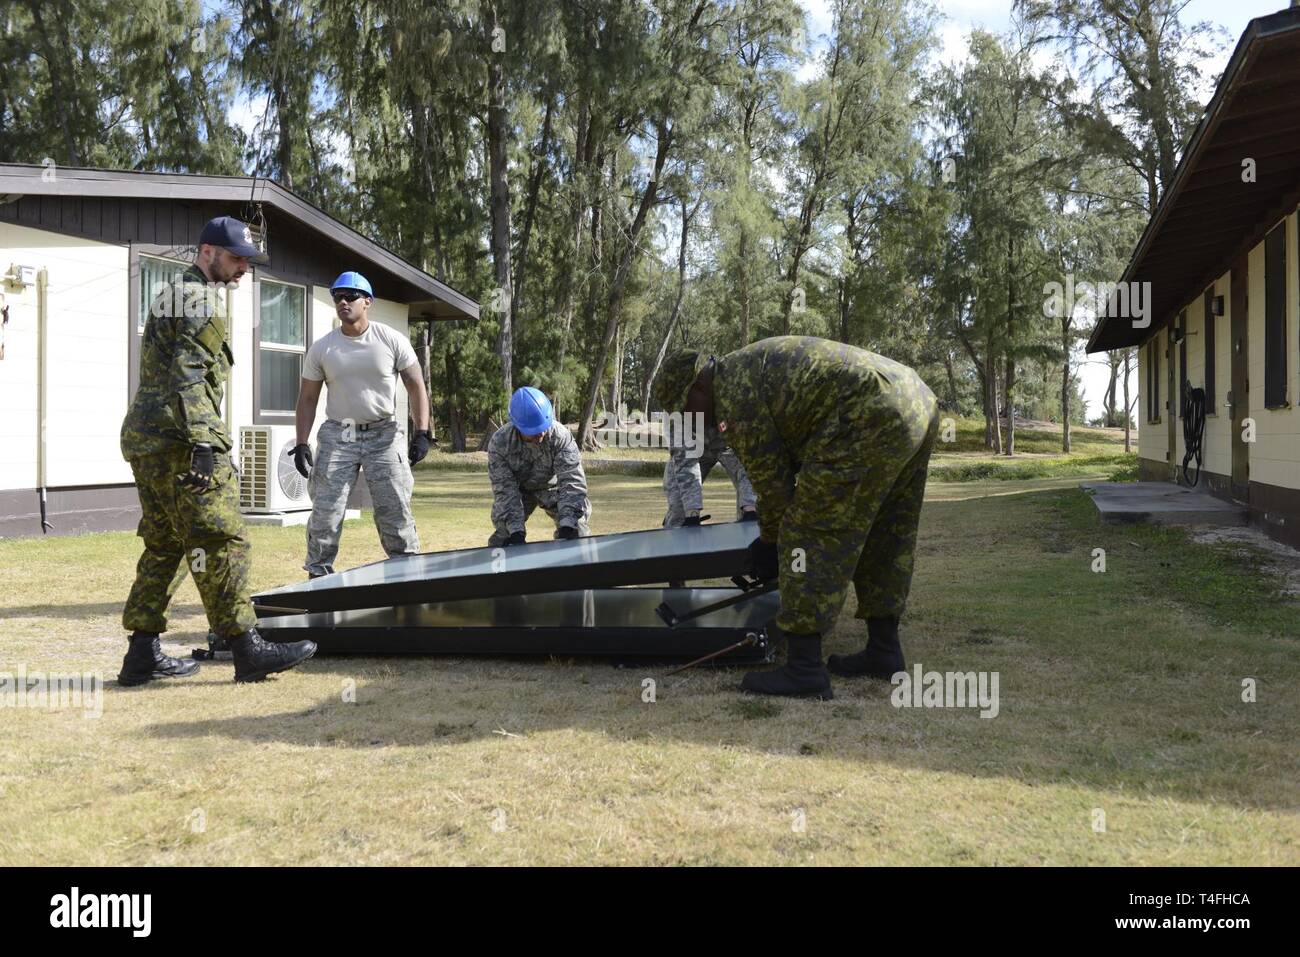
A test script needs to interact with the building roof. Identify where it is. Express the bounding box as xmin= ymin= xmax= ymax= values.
xmin=1087 ymin=6 xmax=1300 ymax=354
xmin=0 ymin=163 xmax=478 ymax=321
